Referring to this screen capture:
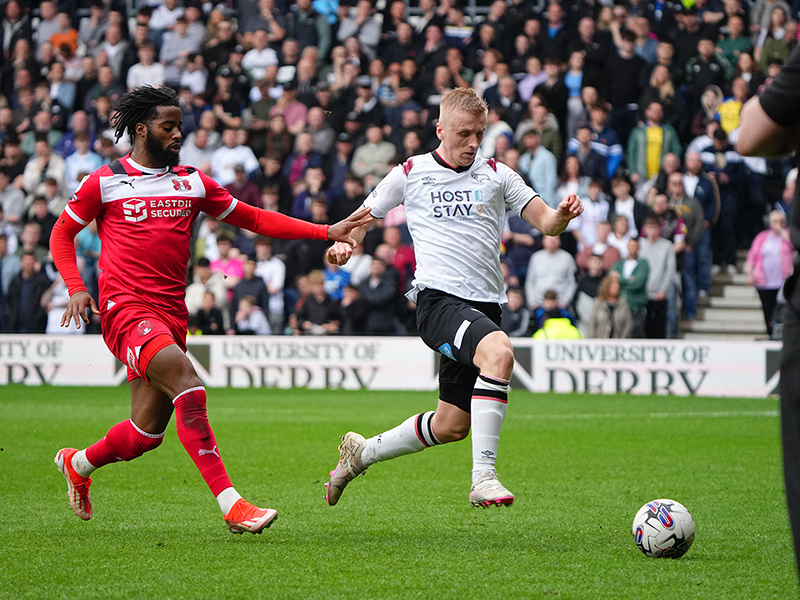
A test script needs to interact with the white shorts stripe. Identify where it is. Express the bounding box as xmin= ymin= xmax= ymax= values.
xmin=453 ymin=319 xmax=471 ymax=350
xmin=65 ymin=205 xmax=88 ymax=226
xmin=217 ymin=198 xmax=238 ymax=220
xmin=129 ymin=419 xmax=166 ymax=439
